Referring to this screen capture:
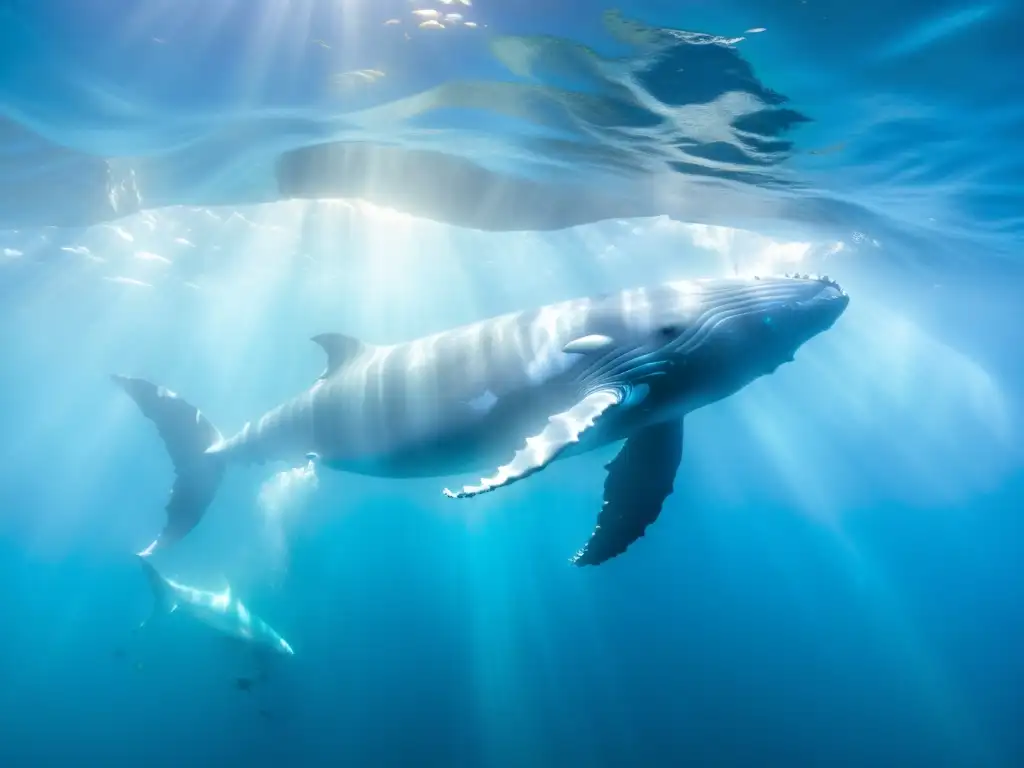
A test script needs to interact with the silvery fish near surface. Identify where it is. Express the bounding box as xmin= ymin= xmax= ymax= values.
xmin=114 ymin=274 xmax=849 ymax=566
